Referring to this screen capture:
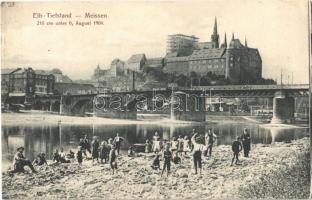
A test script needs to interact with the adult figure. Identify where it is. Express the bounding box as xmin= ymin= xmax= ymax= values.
xmin=241 ymin=128 xmax=251 ymax=157
xmin=12 ymin=147 xmax=37 ymax=173
xmin=191 ymin=132 xmax=205 ymax=175
xmin=113 ymin=133 xmax=124 ymax=155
